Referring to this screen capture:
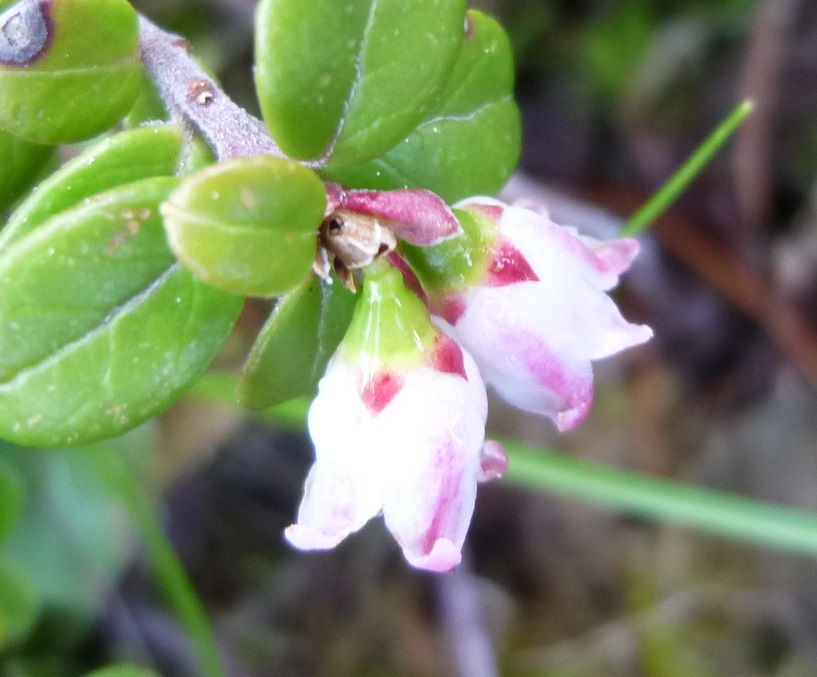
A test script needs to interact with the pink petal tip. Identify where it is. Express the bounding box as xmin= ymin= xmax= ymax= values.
xmin=284 ymin=523 xmax=347 ymax=551
xmin=478 ymin=440 xmax=508 ymax=482
xmin=402 ymin=538 xmax=463 ymax=573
